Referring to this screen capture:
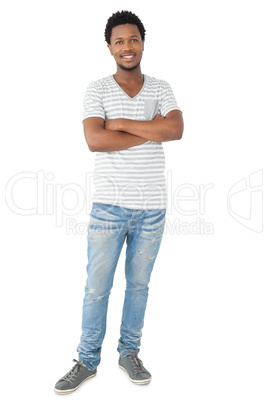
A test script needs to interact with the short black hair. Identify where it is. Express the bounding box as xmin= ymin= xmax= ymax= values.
xmin=105 ymin=10 xmax=146 ymax=45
